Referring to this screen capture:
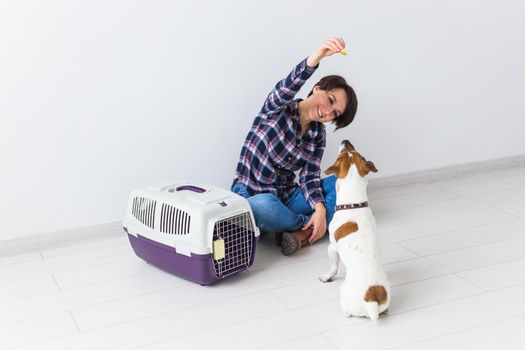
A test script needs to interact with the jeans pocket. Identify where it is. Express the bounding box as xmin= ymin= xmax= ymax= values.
xmin=231 ymin=183 xmax=251 ymax=199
